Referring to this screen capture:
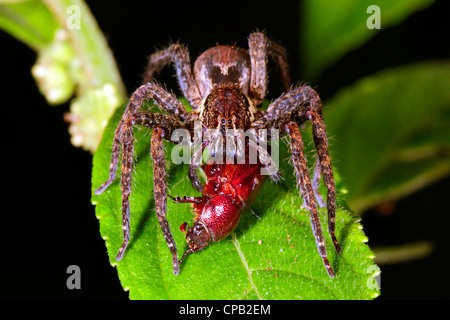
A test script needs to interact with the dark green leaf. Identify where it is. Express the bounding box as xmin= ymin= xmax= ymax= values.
xmin=300 ymin=0 xmax=435 ymax=80
xmin=325 ymin=61 xmax=450 ymax=213
xmin=0 ymin=0 xmax=59 ymax=50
